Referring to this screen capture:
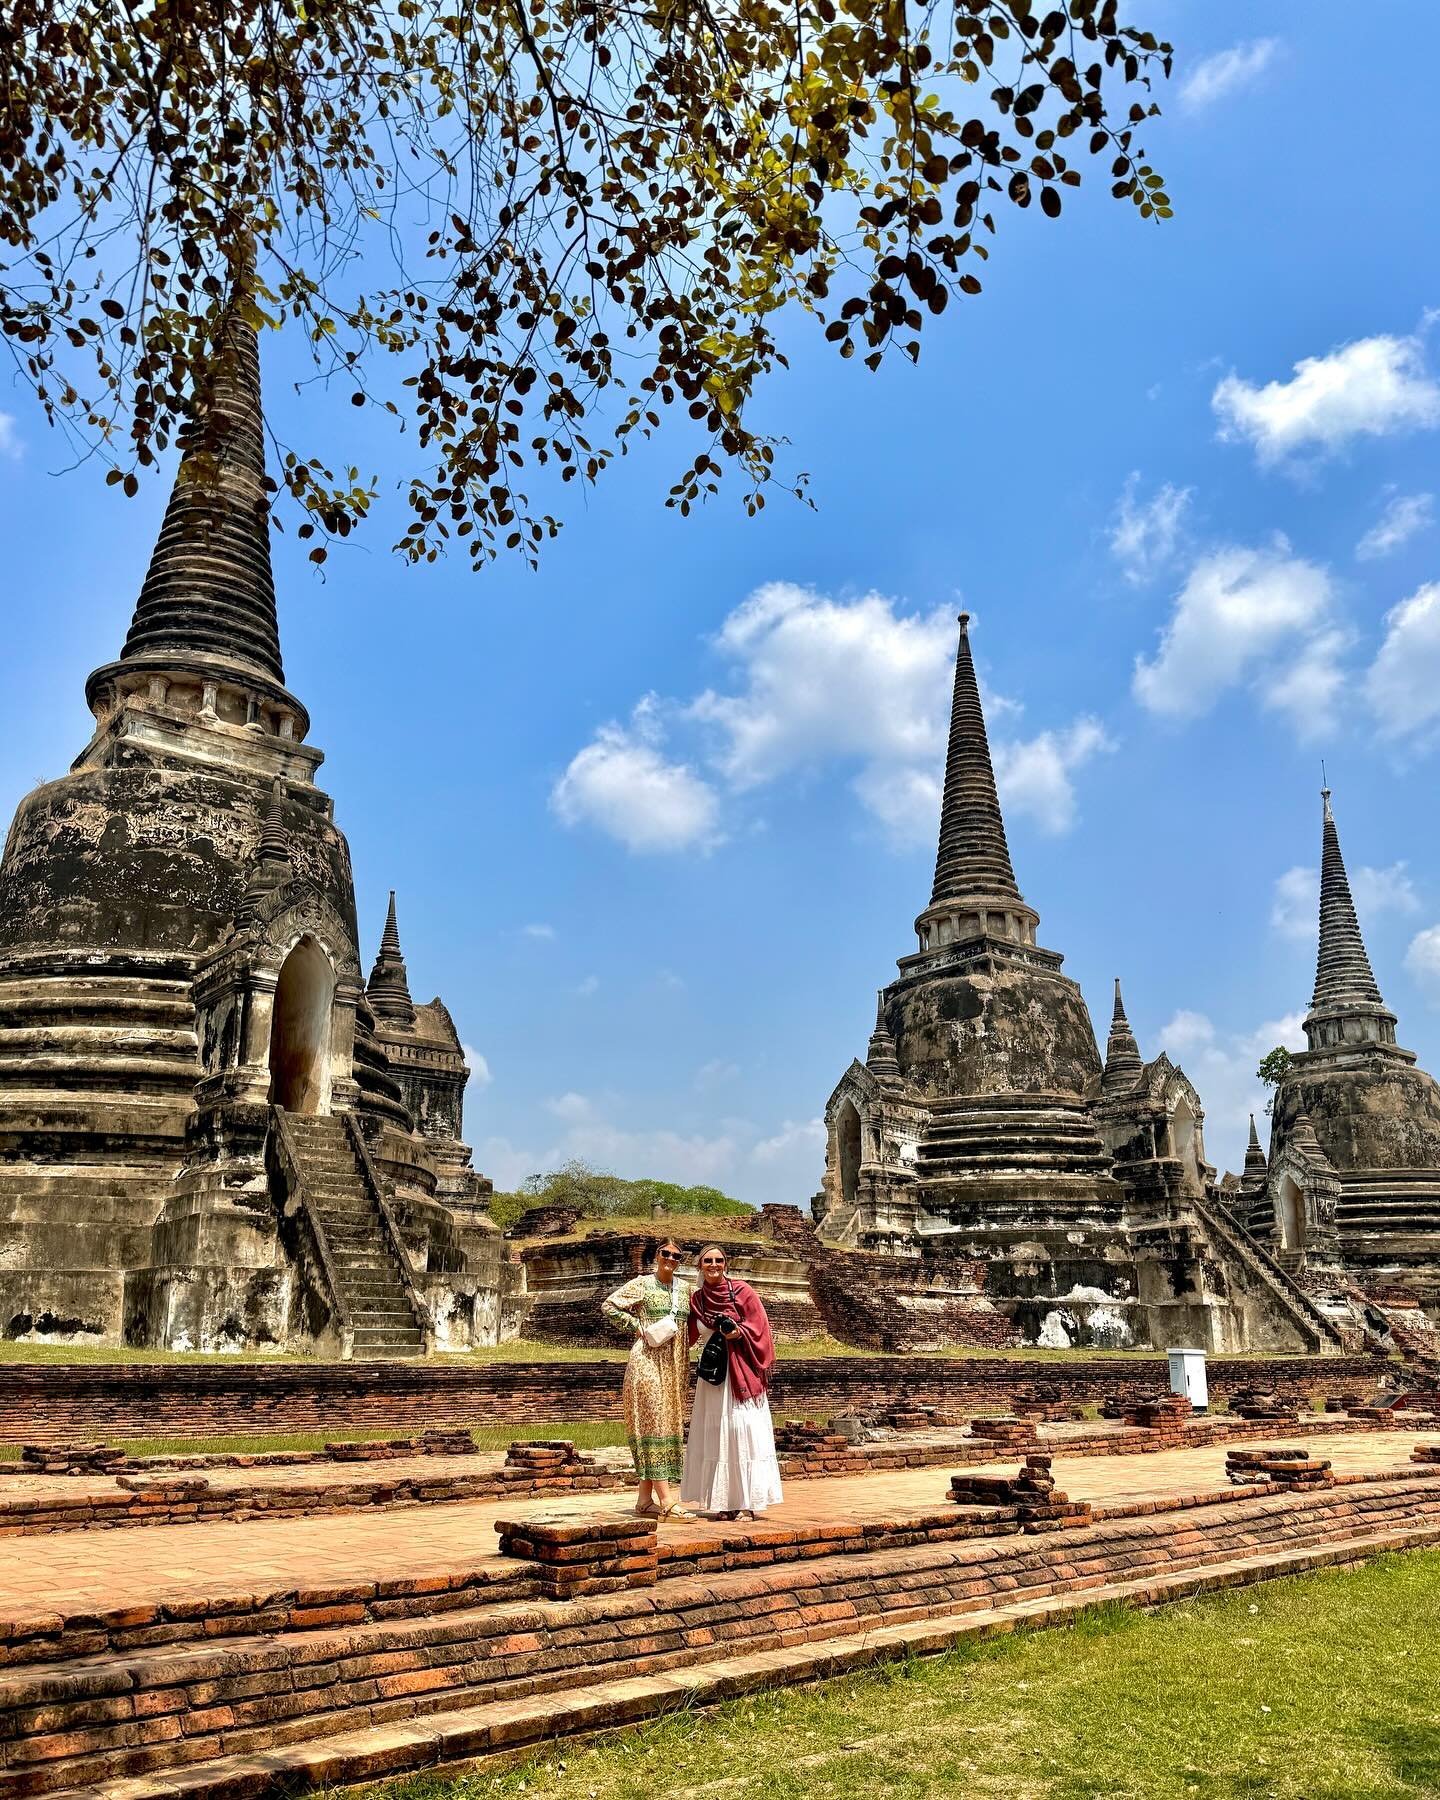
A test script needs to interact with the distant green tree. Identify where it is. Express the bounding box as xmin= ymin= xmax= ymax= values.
xmin=1257 ymin=1045 xmax=1292 ymax=1116
xmin=488 ymin=1160 xmax=751 ymax=1231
